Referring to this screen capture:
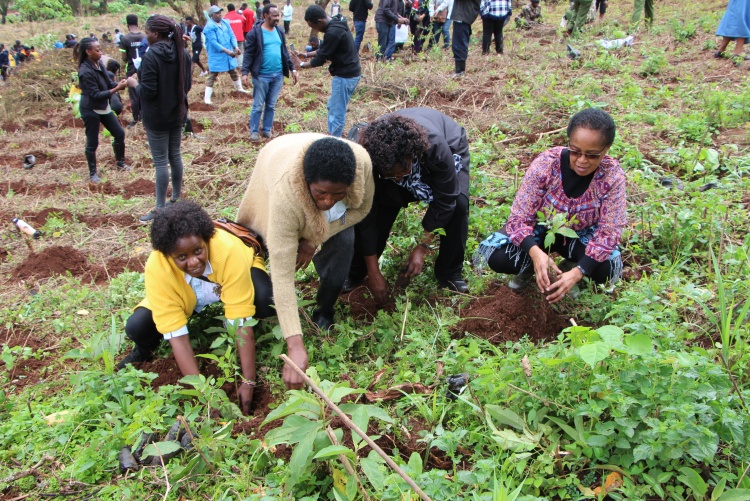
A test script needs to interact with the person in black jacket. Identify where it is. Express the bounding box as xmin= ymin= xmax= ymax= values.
xmin=298 ymin=5 xmax=361 ymax=137
xmin=349 ymin=0 xmax=374 ymax=53
xmin=127 ymin=15 xmax=192 ymax=223
xmin=346 ymin=107 xmax=471 ymax=300
xmin=76 ymin=37 xmax=130 ymax=184
xmin=241 ymin=3 xmax=297 ymax=141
